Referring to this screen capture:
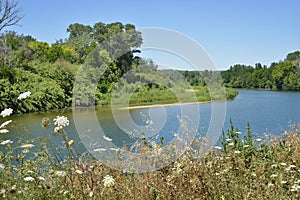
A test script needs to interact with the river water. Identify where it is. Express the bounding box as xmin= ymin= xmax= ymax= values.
xmin=1 ymin=90 xmax=300 ymax=153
